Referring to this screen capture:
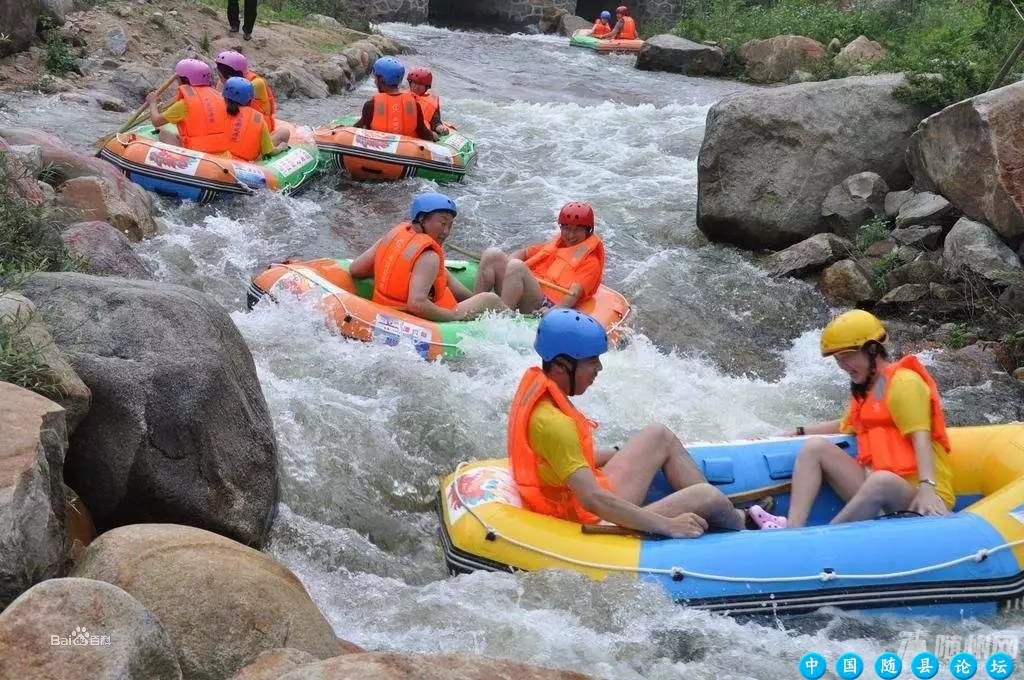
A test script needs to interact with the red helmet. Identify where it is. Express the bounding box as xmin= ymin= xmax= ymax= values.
xmin=407 ymin=67 xmax=433 ymax=87
xmin=616 ymin=5 xmax=629 ymax=14
xmin=558 ymin=202 xmax=595 ymax=229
